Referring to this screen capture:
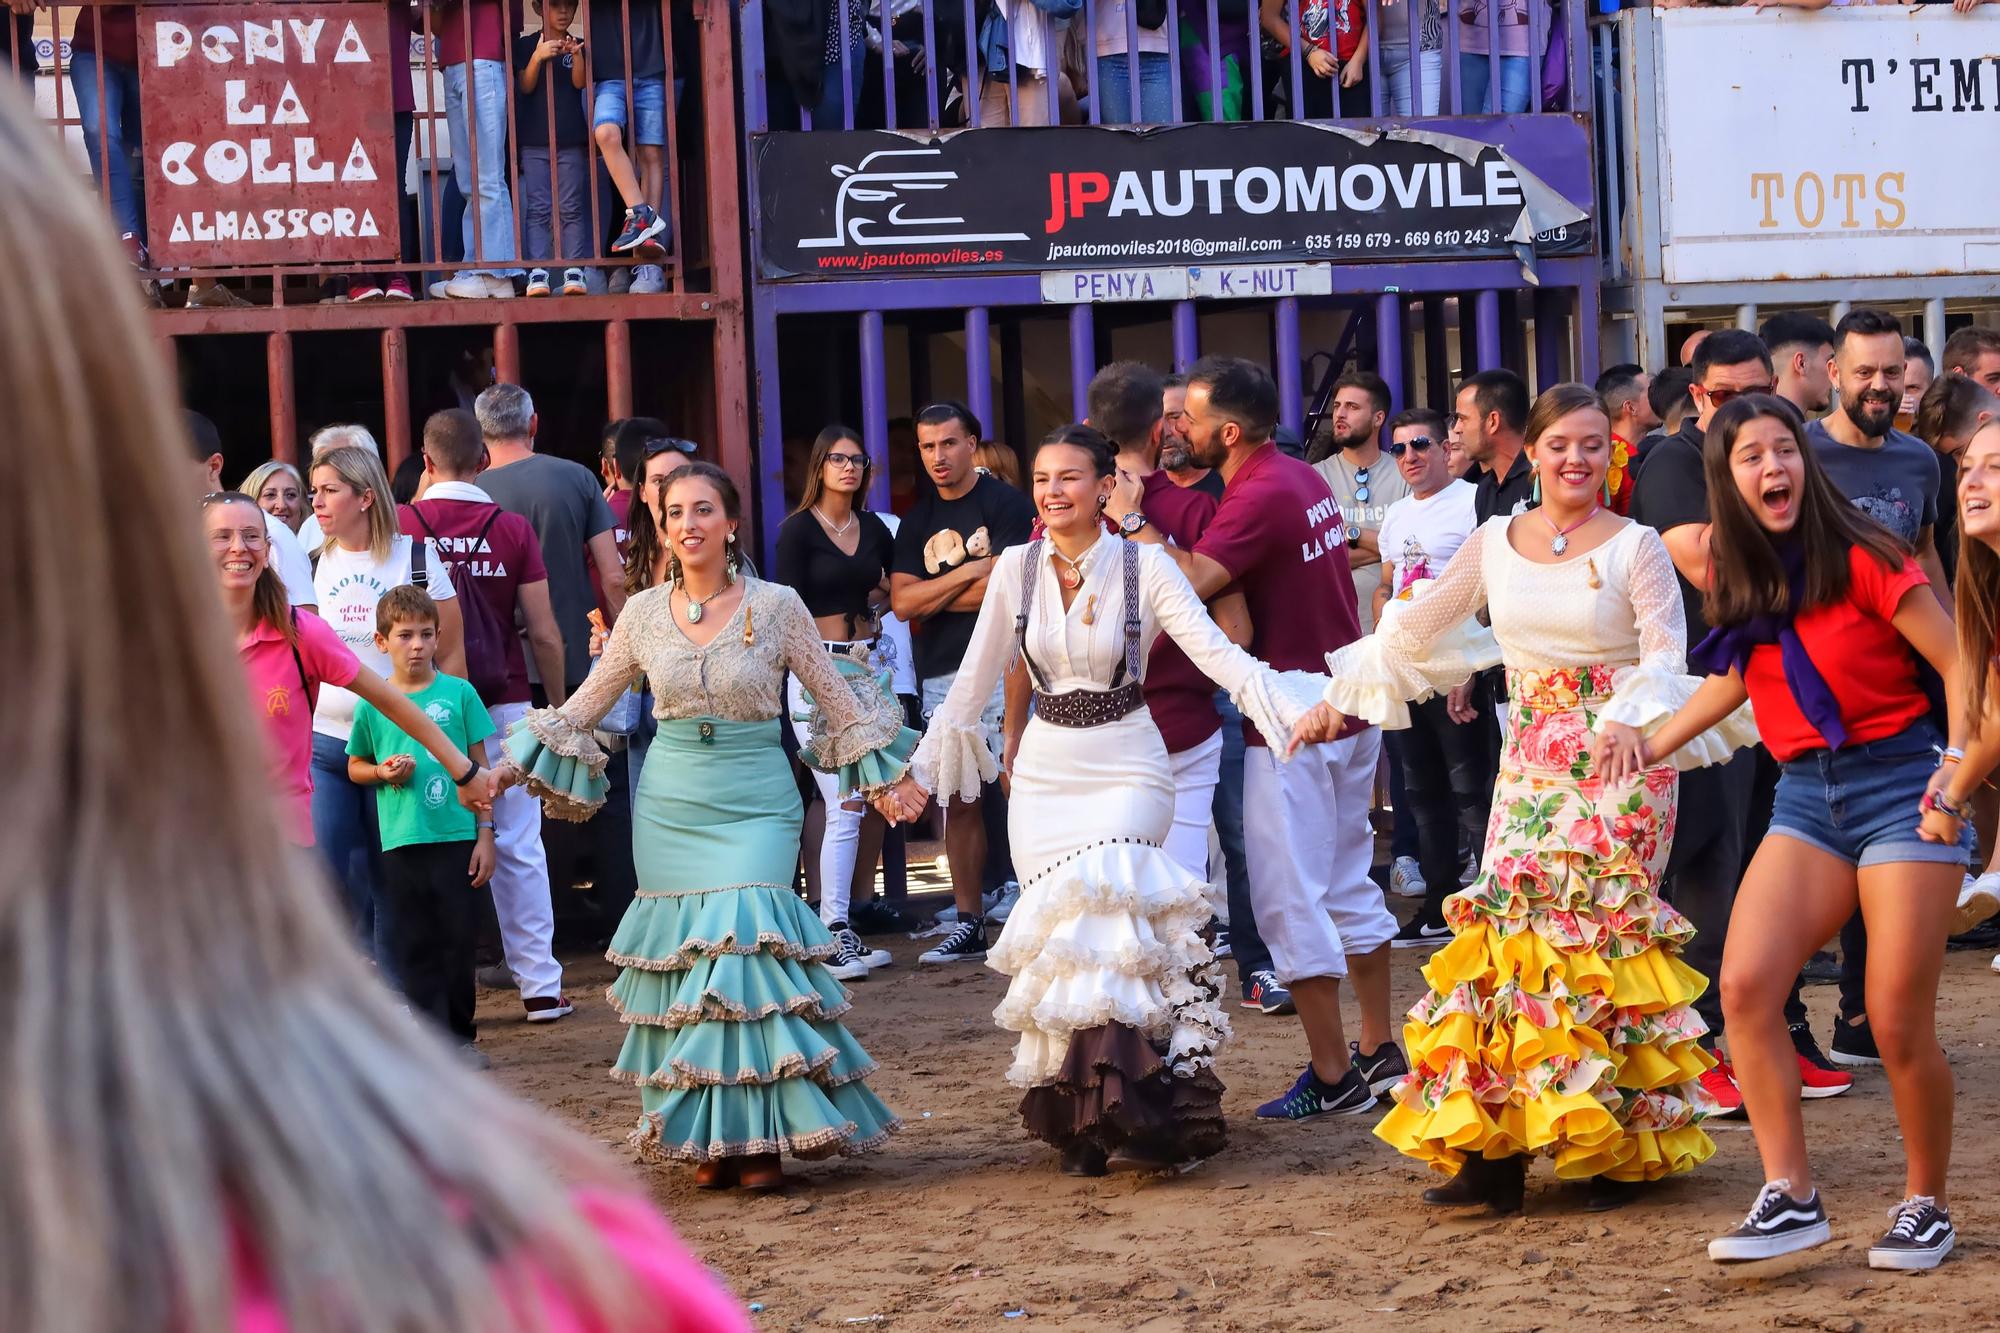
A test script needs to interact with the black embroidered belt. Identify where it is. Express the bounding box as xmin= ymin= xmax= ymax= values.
xmin=1033 ymin=680 xmax=1146 ymax=728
